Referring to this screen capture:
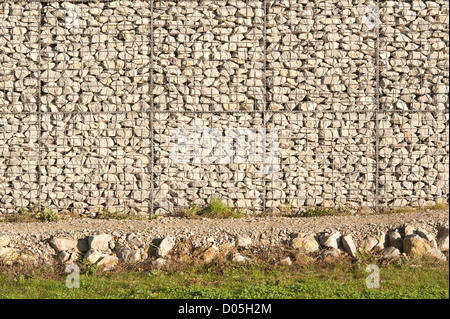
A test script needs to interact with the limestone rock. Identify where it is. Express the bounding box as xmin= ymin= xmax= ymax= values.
xmin=0 ymin=235 xmax=10 ymax=247
xmin=359 ymin=237 xmax=378 ymax=252
xmin=152 ymin=258 xmax=167 ymax=269
xmin=342 ymin=235 xmax=357 ymax=258
xmin=49 ymin=237 xmax=78 ymax=253
xmin=201 ymin=246 xmax=219 ymax=263
xmin=437 ymin=227 xmax=449 ymax=251
xmin=291 ymin=233 xmax=320 ymax=253
xmin=382 ymin=247 xmax=401 ymax=259
xmin=84 ymin=249 xmax=106 ymax=264
xmin=157 ymin=236 xmax=176 ymax=257
xmin=388 ymin=231 xmax=403 ymax=250
xmin=403 ymin=235 xmax=431 ymax=258
xmin=233 ymin=253 xmax=249 ymax=263
xmin=280 ymin=257 xmax=292 ymax=266
xmin=0 ymin=247 xmax=21 ymax=265
xmin=97 ymin=256 xmax=119 ymax=270
xmin=88 ymin=234 xmax=113 ymax=251
xmin=237 ymin=236 xmax=252 ymax=249
xmin=319 ymin=231 xmax=341 ymax=249
xmin=320 ymin=249 xmax=342 ymax=259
